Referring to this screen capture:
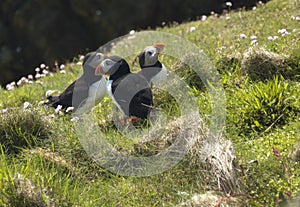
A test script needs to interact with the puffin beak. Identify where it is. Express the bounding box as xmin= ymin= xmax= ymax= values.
xmin=153 ymin=43 xmax=165 ymax=54
xmin=94 ymin=64 xmax=103 ymax=76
